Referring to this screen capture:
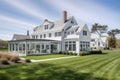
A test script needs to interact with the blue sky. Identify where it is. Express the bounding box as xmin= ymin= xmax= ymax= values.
xmin=0 ymin=0 xmax=120 ymax=40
